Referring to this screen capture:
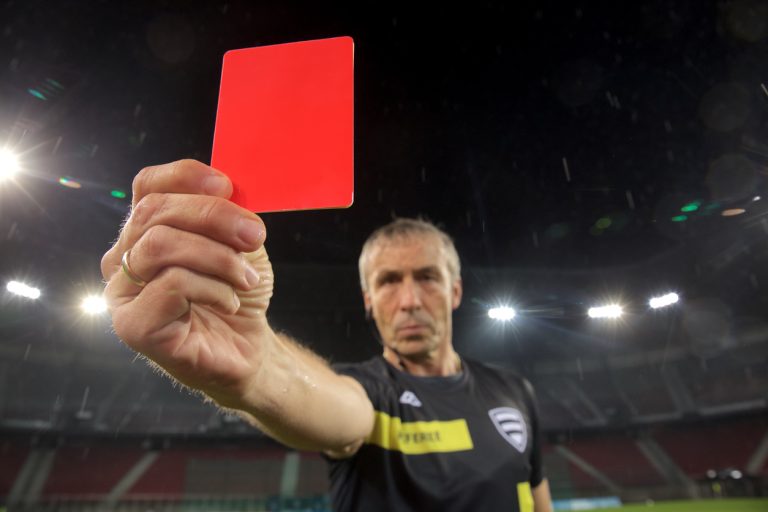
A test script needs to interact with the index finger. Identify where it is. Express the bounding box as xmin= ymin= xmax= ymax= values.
xmin=132 ymin=159 xmax=233 ymax=209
